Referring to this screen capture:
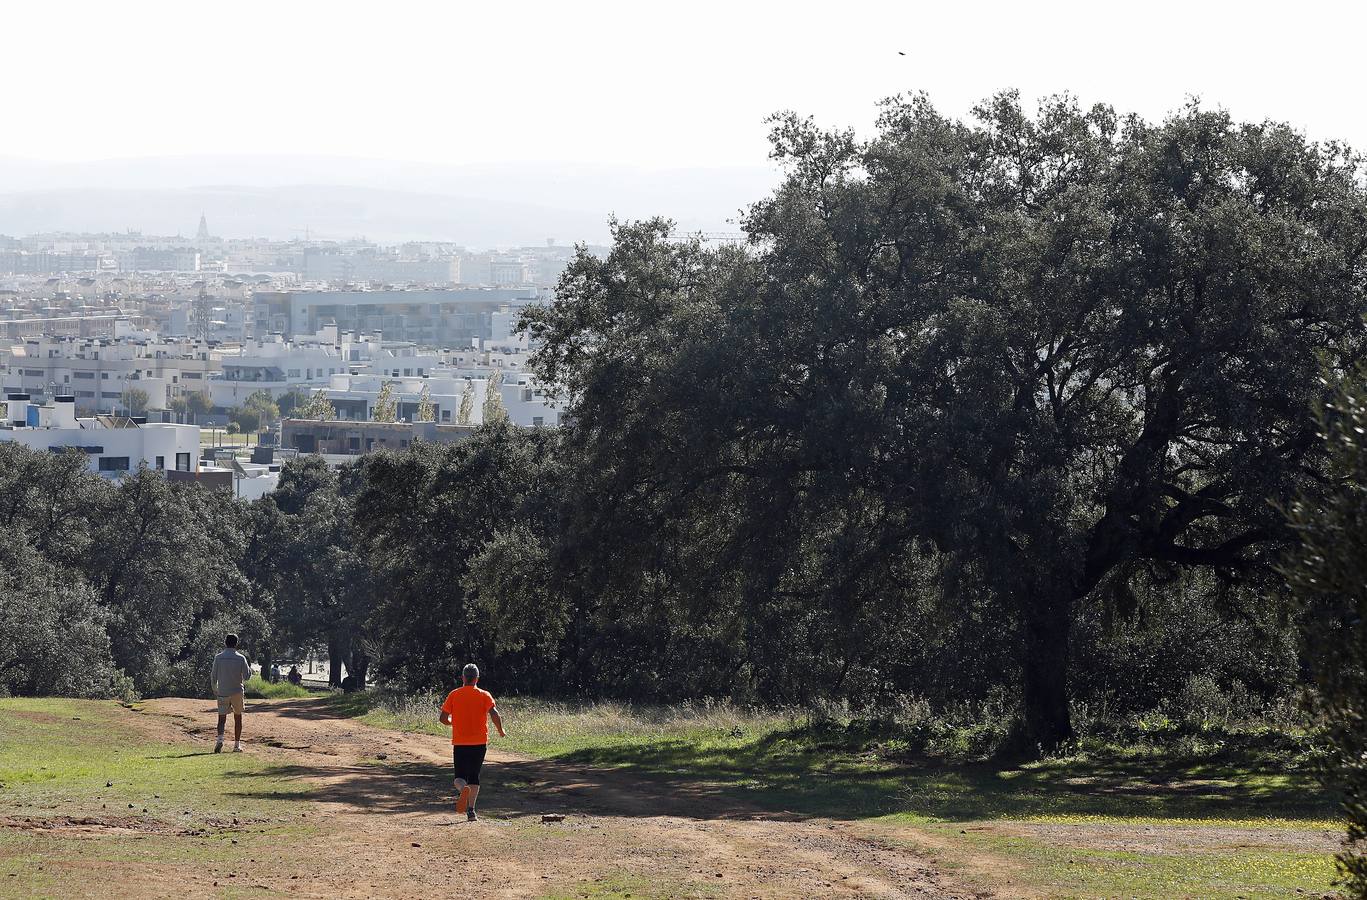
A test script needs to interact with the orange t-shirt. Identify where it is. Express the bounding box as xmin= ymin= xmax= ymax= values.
xmin=441 ymin=685 xmax=496 ymax=746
